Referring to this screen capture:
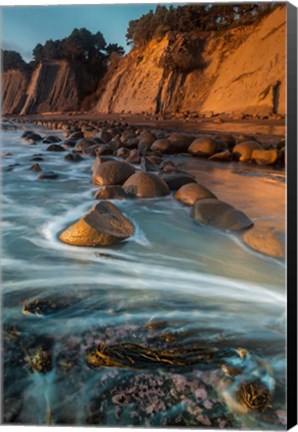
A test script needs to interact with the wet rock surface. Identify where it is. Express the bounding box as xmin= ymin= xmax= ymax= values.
xmin=123 ymin=172 xmax=170 ymax=198
xmin=192 ymin=198 xmax=253 ymax=231
xmin=59 ymin=201 xmax=134 ymax=246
